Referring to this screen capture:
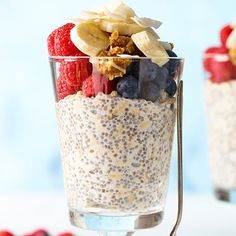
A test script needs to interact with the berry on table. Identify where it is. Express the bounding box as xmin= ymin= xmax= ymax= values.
xmin=58 ymin=233 xmax=74 ymax=236
xmin=23 ymin=229 xmax=49 ymax=236
xmin=117 ymin=75 xmax=139 ymax=99
xmin=0 ymin=231 xmax=14 ymax=236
